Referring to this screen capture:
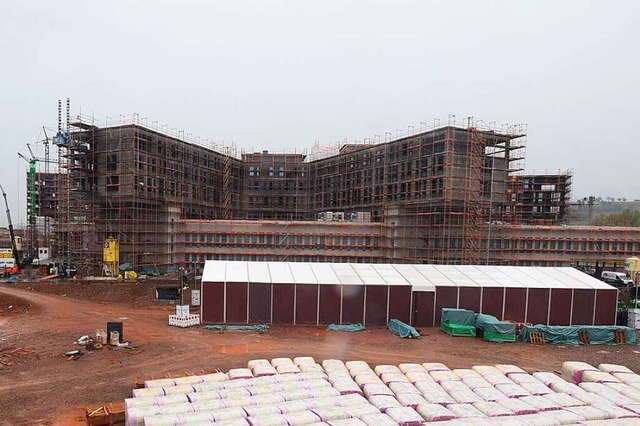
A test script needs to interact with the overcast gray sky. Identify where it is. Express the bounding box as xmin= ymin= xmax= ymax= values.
xmin=1 ymin=1 xmax=638 ymax=228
